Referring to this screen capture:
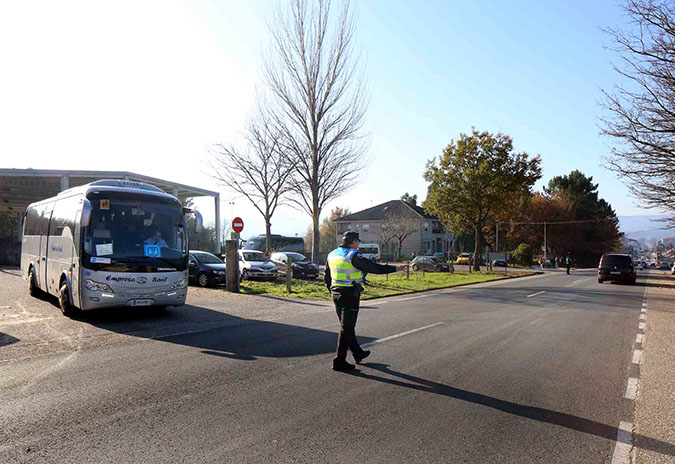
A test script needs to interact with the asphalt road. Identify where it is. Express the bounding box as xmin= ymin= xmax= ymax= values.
xmin=0 ymin=267 xmax=665 ymax=463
